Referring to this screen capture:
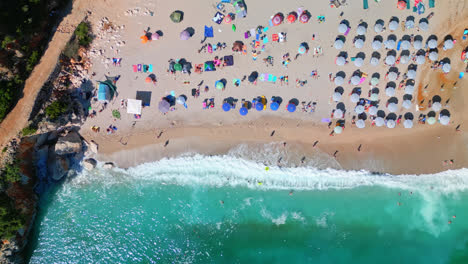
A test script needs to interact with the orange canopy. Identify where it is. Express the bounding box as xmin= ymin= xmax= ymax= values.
xmin=140 ymin=35 xmax=148 ymax=43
